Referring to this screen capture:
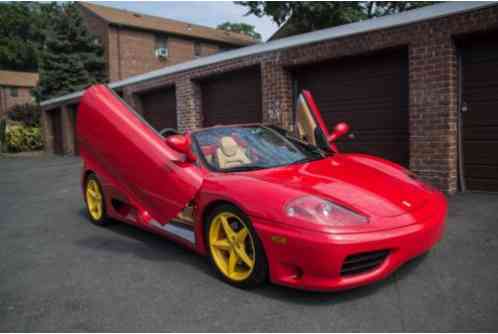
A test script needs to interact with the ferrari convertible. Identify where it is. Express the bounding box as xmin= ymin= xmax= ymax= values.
xmin=77 ymin=85 xmax=447 ymax=291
